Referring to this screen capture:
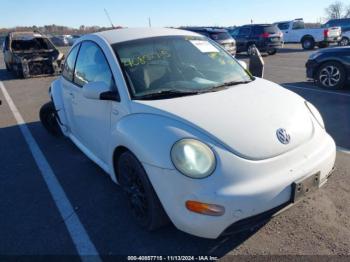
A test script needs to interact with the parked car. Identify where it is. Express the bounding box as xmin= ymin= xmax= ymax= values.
xmin=66 ymin=35 xmax=80 ymax=46
xmin=274 ymin=18 xmax=341 ymax=50
xmin=306 ymin=47 xmax=350 ymax=89
xmin=40 ymin=28 xmax=336 ymax=239
xmin=50 ymin=35 xmax=70 ymax=47
xmin=181 ymin=27 xmax=236 ymax=56
xmin=2 ymin=31 xmax=64 ymax=78
xmin=323 ymin=18 xmax=350 ymax=33
xmin=228 ymin=24 xmax=283 ymax=55
xmin=339 ymin=30 xmax=350 ymax=46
